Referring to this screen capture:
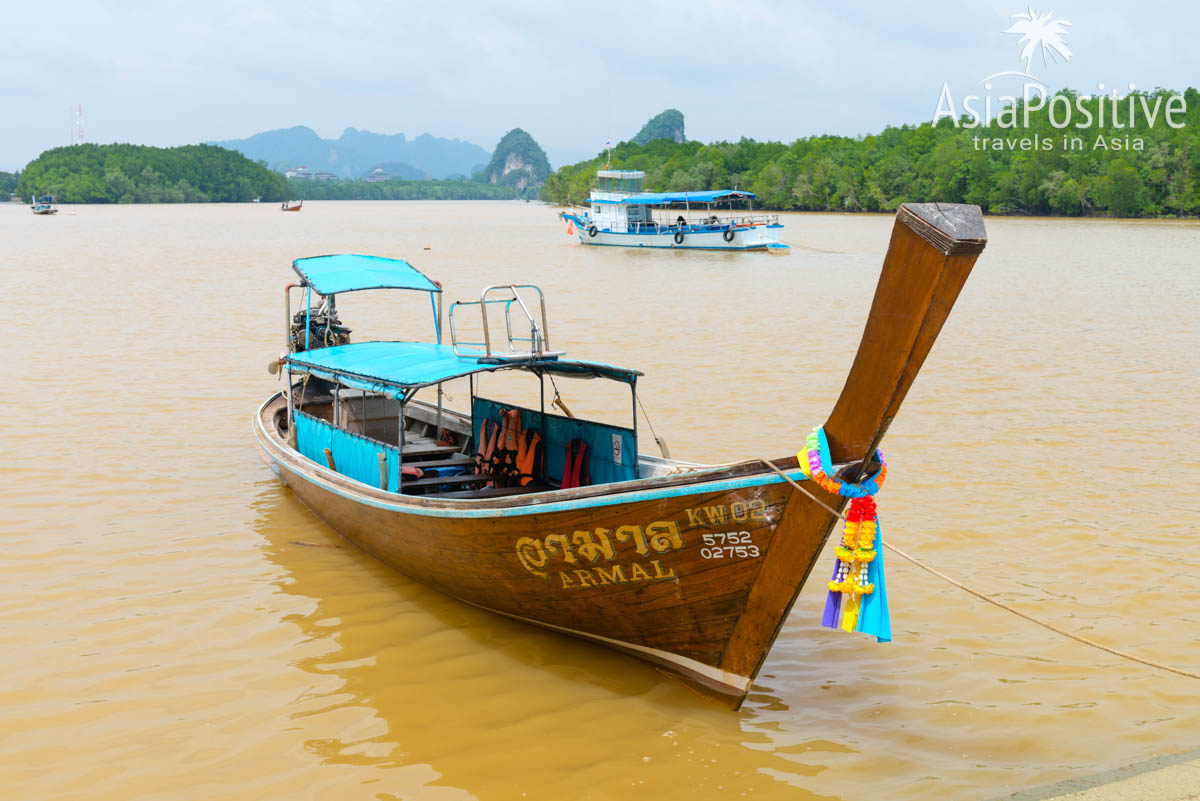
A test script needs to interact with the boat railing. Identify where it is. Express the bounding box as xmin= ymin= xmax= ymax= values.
xmin=448 ymin=284 xmax=564 ymax=361
xmin=567 ymin=206 xmax=779 ymax=234
xmin=626 ymin=213 xmax=779 ymax=234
